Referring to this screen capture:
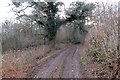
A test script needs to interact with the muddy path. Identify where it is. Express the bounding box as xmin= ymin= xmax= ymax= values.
xmin=27 ymin=45 xmax=87 ymax=78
